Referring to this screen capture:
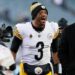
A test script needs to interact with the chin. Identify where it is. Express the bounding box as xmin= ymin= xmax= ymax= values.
xmin=41 ymin=24 xmax=45 ymax=28
xmin=42 ymin=22 xmax=46 ymax=26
